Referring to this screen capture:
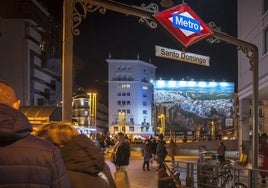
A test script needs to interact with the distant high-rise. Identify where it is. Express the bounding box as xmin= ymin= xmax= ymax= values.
xmin=0 ymin=0 xmax=62 ymax=106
